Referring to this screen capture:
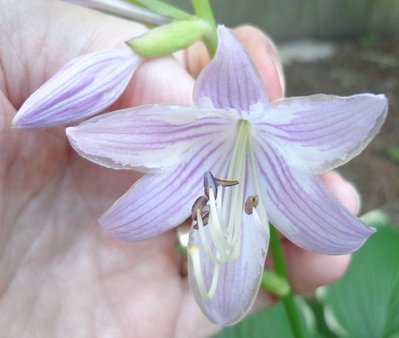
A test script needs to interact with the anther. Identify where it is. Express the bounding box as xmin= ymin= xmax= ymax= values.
xmin=244 ymin=195 xmax=259 ymax=215
xmin=214 ymin=177 xmax=239 ymax=188
xmin=191 ymin=196 xmax=208 ymax=221
xmin=193 ymin=210 xmax=210 ymax=230
xmin=204 ymin=172 xmax=218 ymax=199
xmin=191 ymin=196 xmax=210 ymax=229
